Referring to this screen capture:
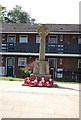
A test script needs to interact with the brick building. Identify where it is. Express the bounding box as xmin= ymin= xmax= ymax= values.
xmin=0 ymin=23 xmax=81 ymax=82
